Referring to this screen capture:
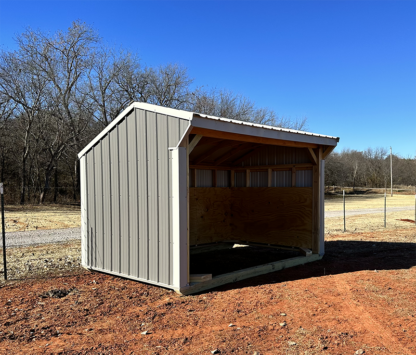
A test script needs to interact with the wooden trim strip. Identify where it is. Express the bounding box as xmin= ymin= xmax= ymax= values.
xmin=190 ymin=163 xmax=313 ymax=170
xmin=190 ymin=127 xmax=319 ymax=149
xmin=178 ymin=254 xmax=322 ymax=295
